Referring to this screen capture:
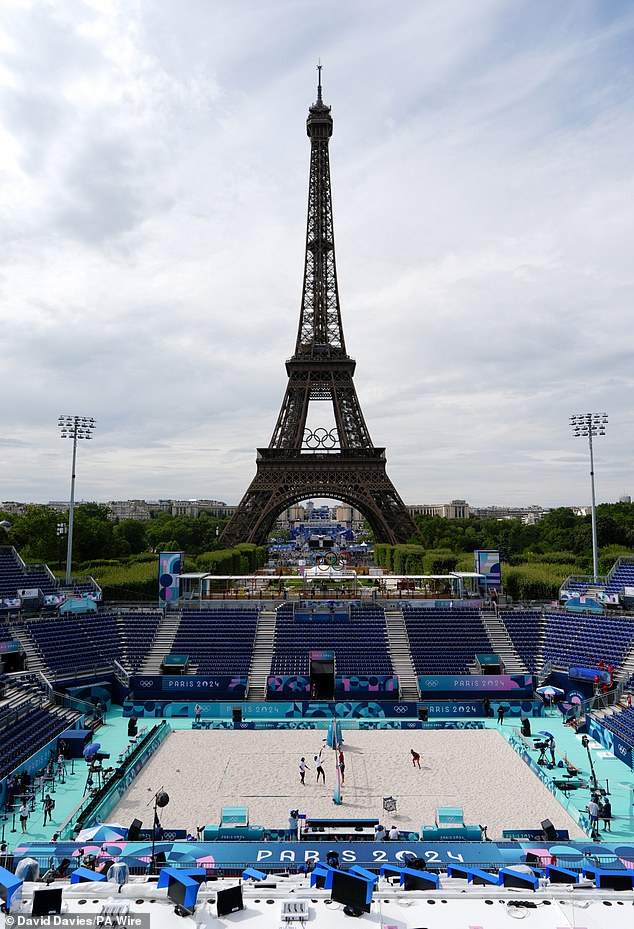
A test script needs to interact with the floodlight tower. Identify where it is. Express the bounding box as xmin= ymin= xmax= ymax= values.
xmin=58 ymin=415 xmax=96 ymax=586
xmin=570 ymin=413 xmax=608 ymax=582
